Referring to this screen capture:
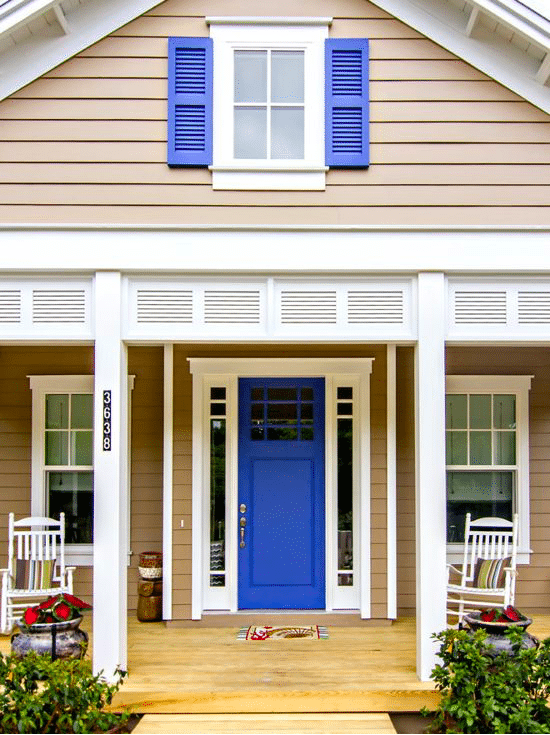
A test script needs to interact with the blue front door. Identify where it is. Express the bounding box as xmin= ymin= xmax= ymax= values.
xmin=238 ymin=378 xmax=325 ymax=609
